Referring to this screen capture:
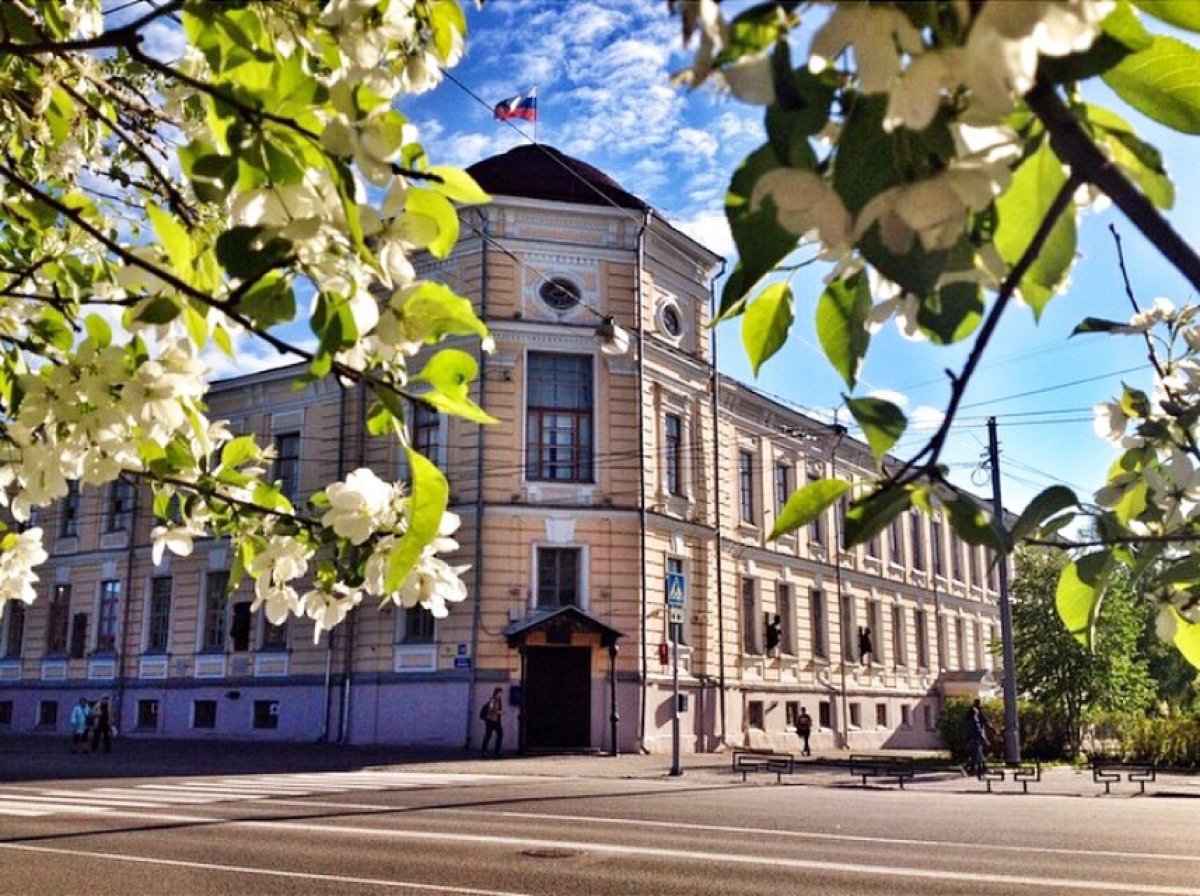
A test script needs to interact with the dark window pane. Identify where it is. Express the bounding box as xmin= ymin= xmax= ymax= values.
xmin=203 ymin=572 xmax=229 ymax=651
xmin=96 ymin=581 xmax=121 ymax=653
xmin=147 ymin=577 xmax=172 ymax=653
xmin=525 ymin=354 xmax=593 ymax=482
xmin=536 ymin=547 xmax=580 ymax=608
xmin=273 ymin=433 xmax=301 ymax=506
xmin=403 ymin=606 xmax=435 ymax=643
